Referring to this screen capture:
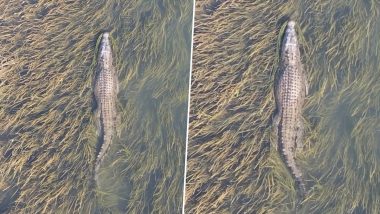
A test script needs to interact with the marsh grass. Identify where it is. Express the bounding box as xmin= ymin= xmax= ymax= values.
xmin=0 ymin=0 xmax=192 ymax=213
xmin=186 ymin=0 xmax=380 ymax=213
